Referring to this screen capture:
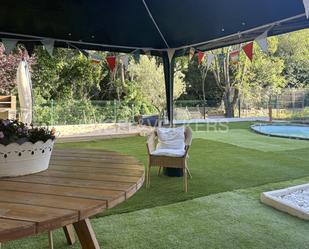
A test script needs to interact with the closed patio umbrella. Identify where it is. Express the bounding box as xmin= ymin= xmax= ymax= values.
xmin=16 ymin=60 xmax=32 ymax=125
